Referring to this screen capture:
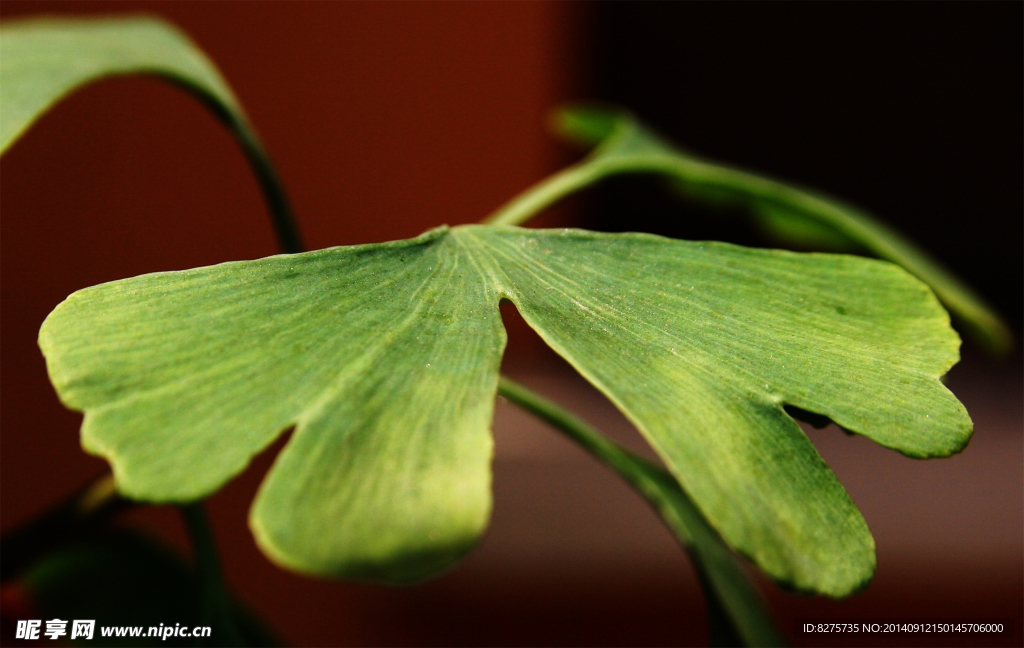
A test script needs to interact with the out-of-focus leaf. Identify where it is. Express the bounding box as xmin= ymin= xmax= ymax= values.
xmin=750 ymin=204 xmax=860 ymax=252
xmin=0 ymin=16 xmax=243 ymax=153
xmin=39 ymin=225 xmax=970 ymax=596
xmin=19 ymin=531 xmax=277 ymax=647
xmin=0 ymin=16 xmax=301 ymax=252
